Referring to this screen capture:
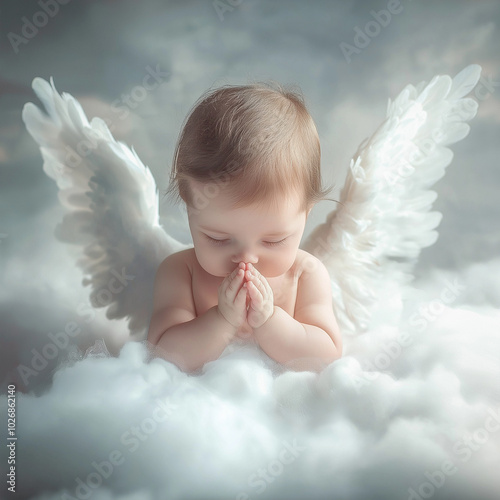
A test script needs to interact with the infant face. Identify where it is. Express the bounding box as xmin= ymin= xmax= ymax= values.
xmin=187 ymin=180 xmax=309 ymax=278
